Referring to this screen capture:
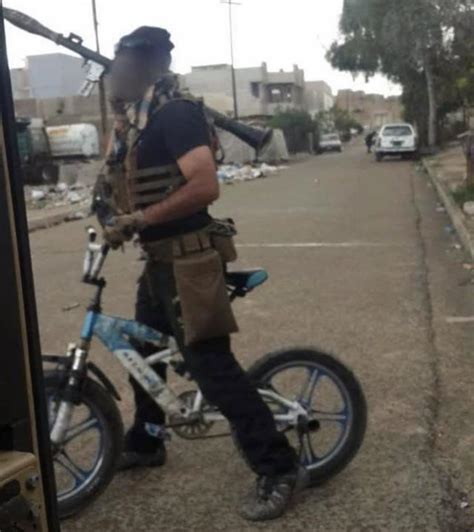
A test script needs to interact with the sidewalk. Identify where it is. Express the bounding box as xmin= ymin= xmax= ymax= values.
xmin=27 ymin=202 xmax=90 ymax=233
xmin=422 ymin=144 xmax=474 ymax=259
